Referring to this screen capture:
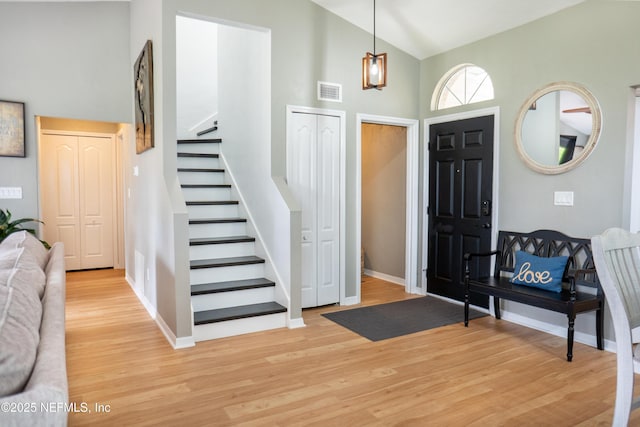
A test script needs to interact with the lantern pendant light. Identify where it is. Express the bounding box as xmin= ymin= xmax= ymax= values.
xmin=362 ymin=0 xmax=387 ymax=90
